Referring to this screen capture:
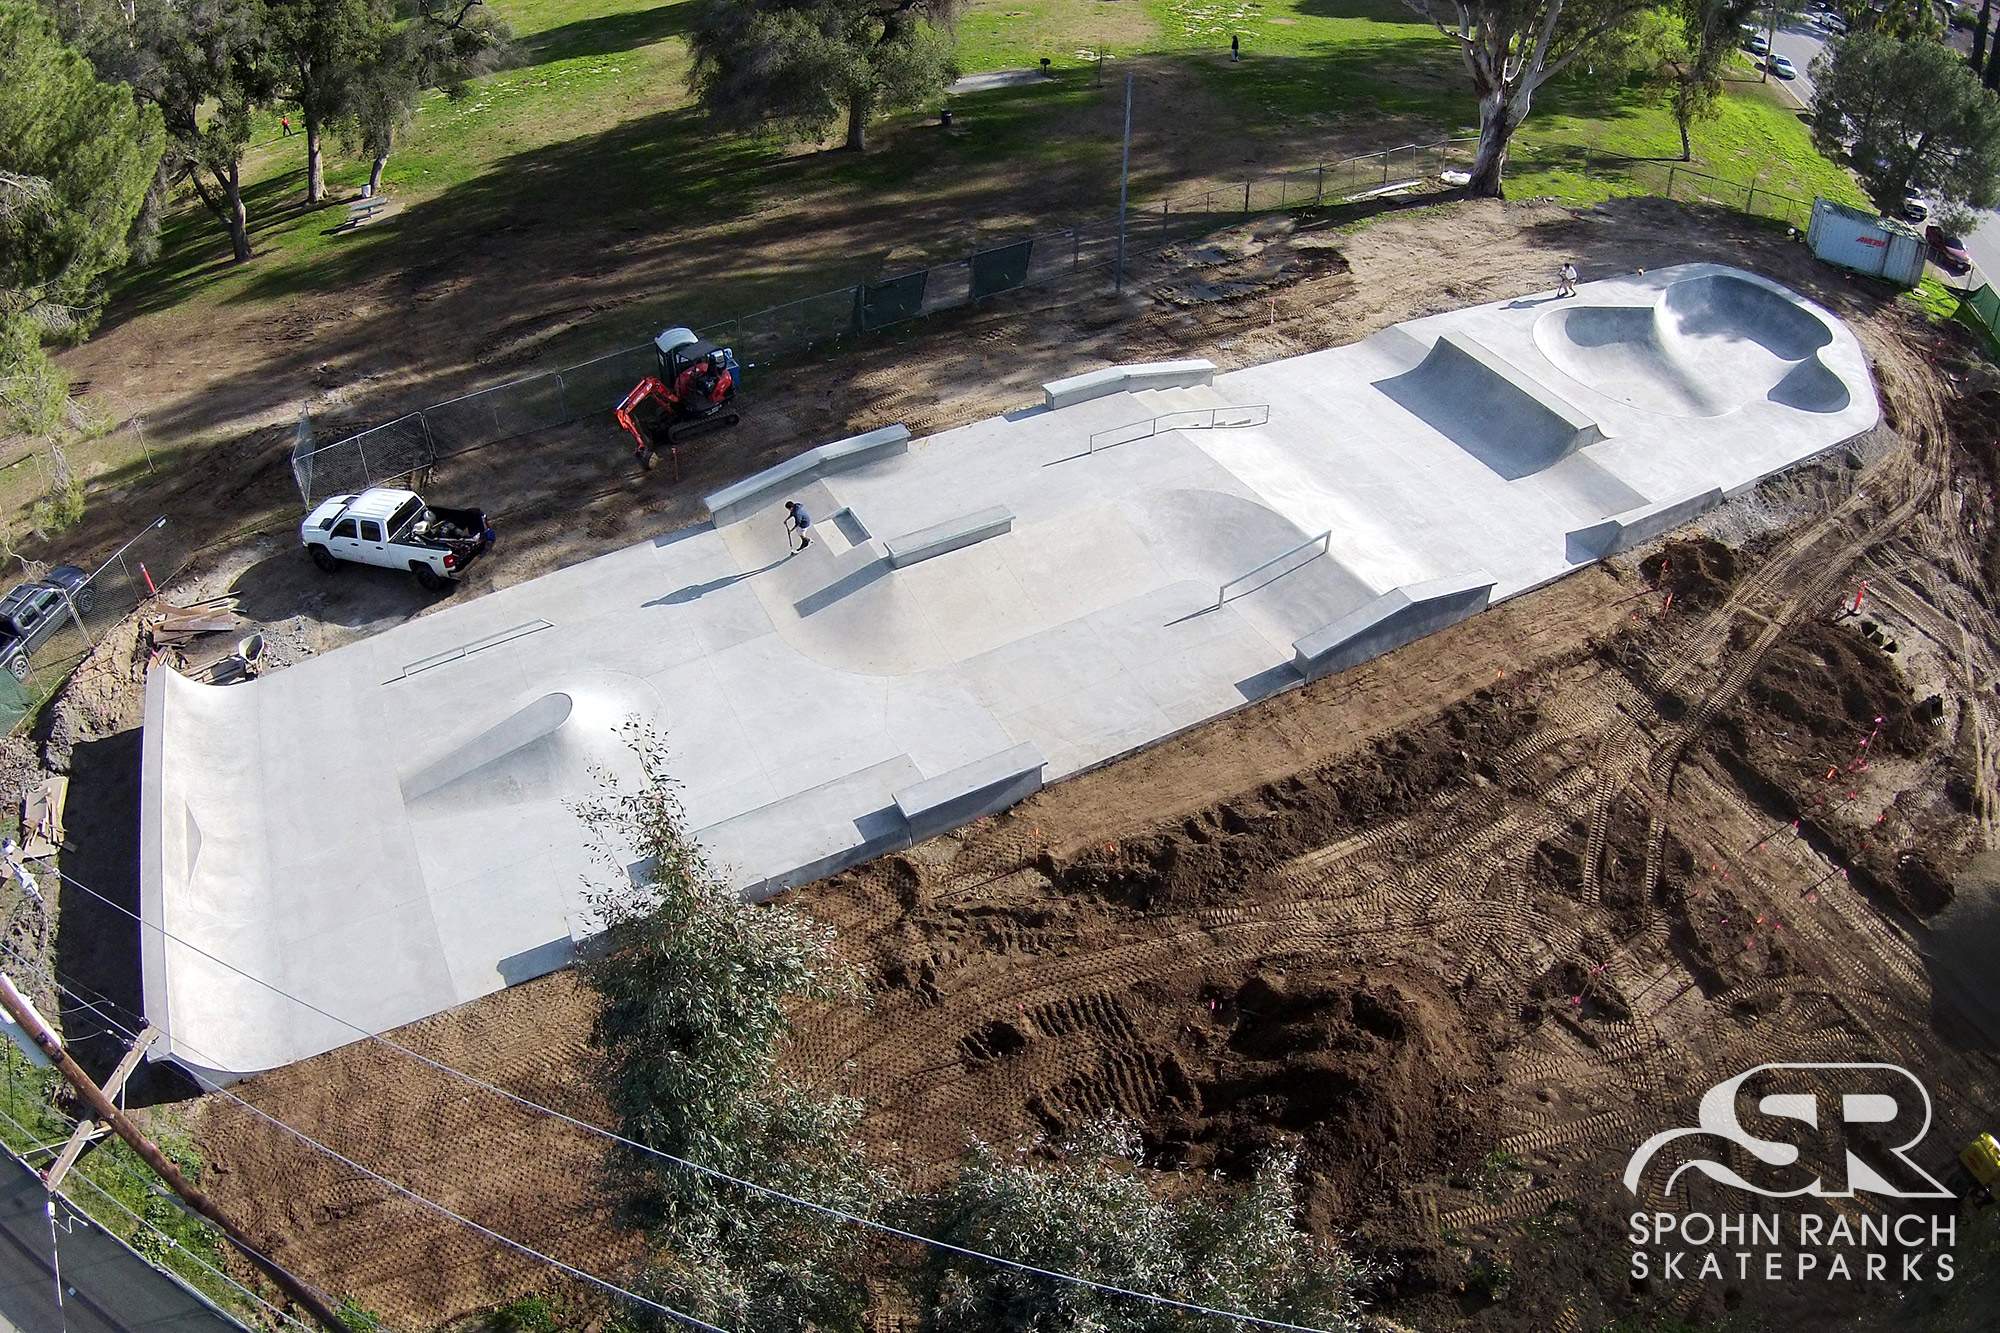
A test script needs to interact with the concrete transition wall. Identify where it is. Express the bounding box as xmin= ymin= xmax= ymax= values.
xmin=1565 ymin=489 xmax=1726 ymax=563
xmin=141 ymin=264 xmax=1881 ymax=1080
